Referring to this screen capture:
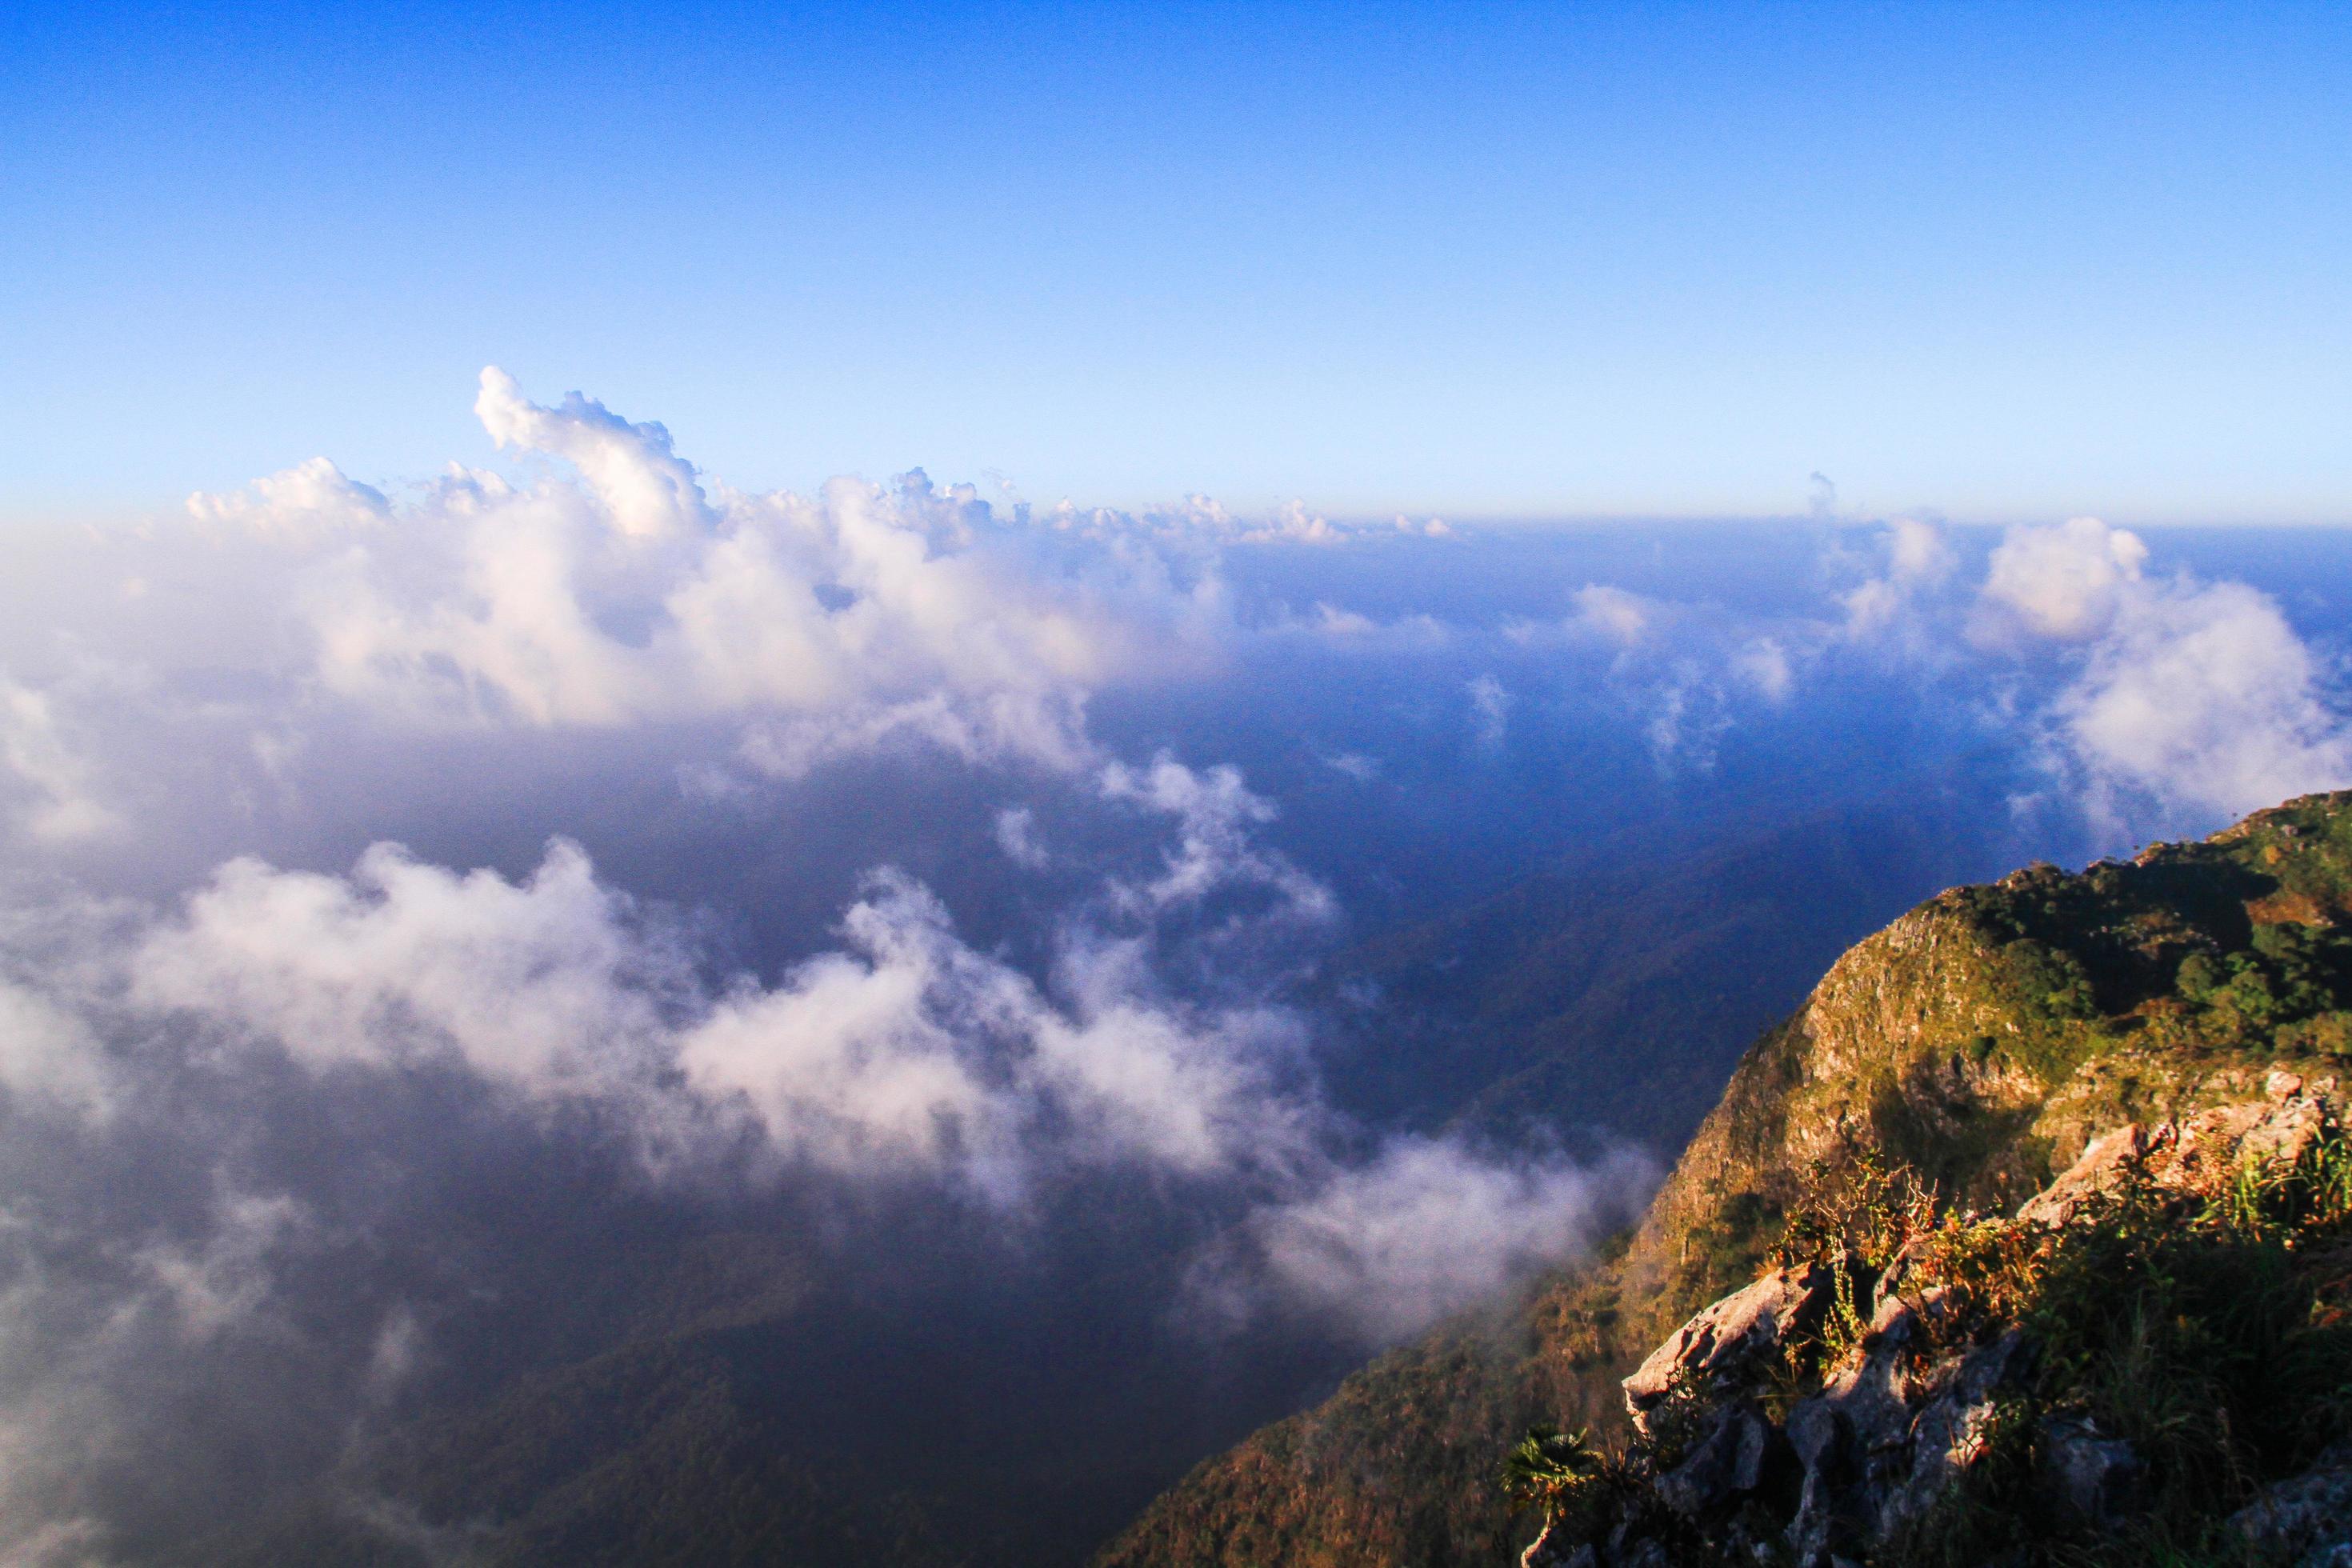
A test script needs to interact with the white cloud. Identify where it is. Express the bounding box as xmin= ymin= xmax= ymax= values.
xmin=1310 ymin=602 xmax=1377 ymax=636
xmin=1466 ymin=673 xmax=1510 ymax=747
xmin=1098 ymin=754 xmax=1334 ymax=924
xmin=474 ymin=369 xmax=710 ymax=542
xmin=1640 ymin=663 xmax=1733 ymax=774
xmin=1732 ymin=637 xmax=1794 ymax=703
xmin=0 ymin=754 xmax=1653 ymax=1372
xmin=675 ymin=873 xmax=1026 ymax=1191
xmin=1570 ymin=583 xmax=1654 ymax=646
xmin=1502 ymin=584 xmax=1666 ymax=651
xmin=2054 ymin=574 xmax=2352 ymax=823
xmin=1842 ymin=517 xmax=1957 ymax=638
xmin=0 ymin=678 xmax=118 ymax=845
xmin=185 ymin=456 xmax=390 ymax=542
xmin=131 ymin=840 xmax=677 ymax=1103
xmin=994 ymin=806 xmax=1050 ymax=869
xmin=184 ymin=370 xmax=1220 ymax=778
xmin=0 ymin=1518 xmax=108 ymax=1568
xmin=0 ymin=979 xmax=111 ymax=1118
xmin=1976 ymin=514 xmax=2150 ymax=644
xmin=136 ymin=1190 xmax=308 ymax=1342
xmin=1964 ymin=518 xmax=2352 ymax=824
xmin=102 ymin=786 xmax=1332 ymax=1198
xmin=1206 ymin=1135 xmax=1656 ymax=1344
